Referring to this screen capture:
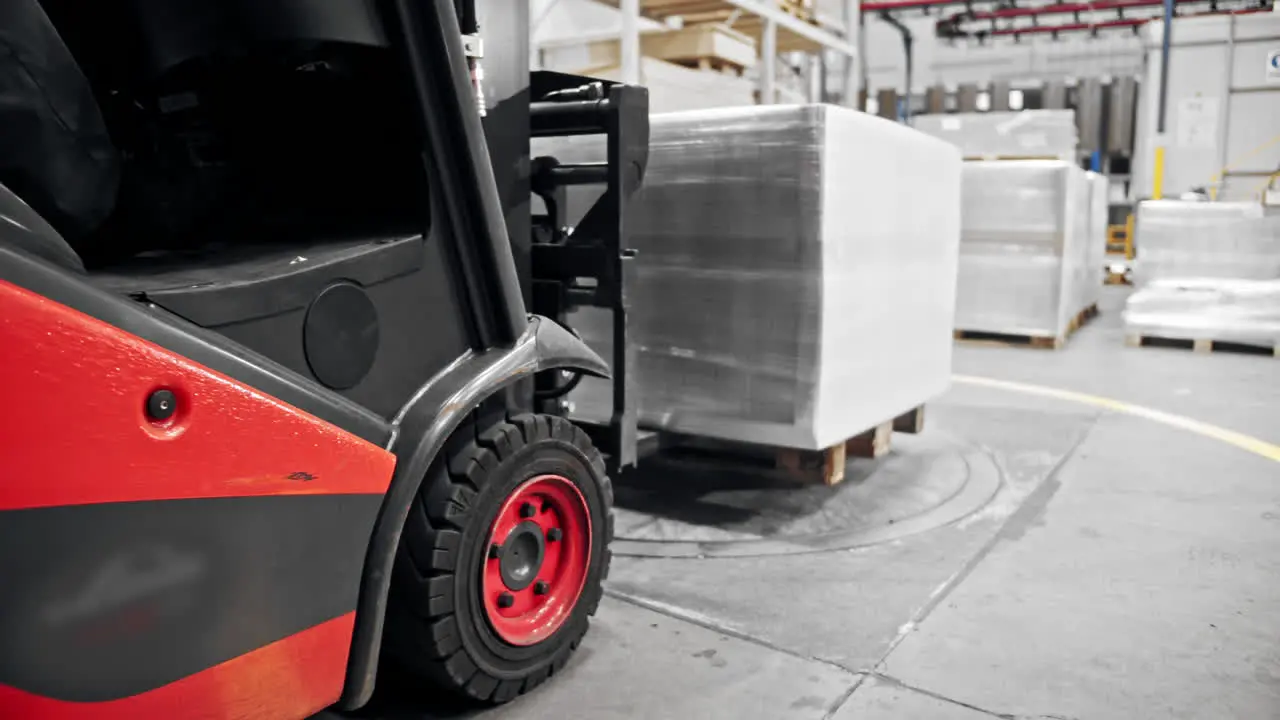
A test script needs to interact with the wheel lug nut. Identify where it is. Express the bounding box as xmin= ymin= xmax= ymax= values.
xmin=534 ymin=580 xmax=550 ymax=595
xmin=520 ymin=502 xmax=536 ymax=518
xmin=497 ymin=592 xmax=514 ymax=608
xmin=547 ymin=527 xmax=563 ymax=542
xmin=488 ymin=543 xmax=502 ymax=559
